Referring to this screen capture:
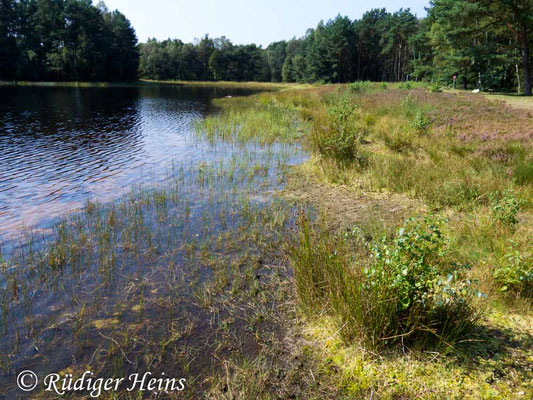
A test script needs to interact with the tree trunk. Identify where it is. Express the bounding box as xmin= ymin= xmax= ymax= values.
xmin=357 ymin=51 xmax=361 ymax=81
xmin=516 ymin=64 xmax=521 ymax=93
xmin=519 ymin=21 xmax=531 ymax=95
